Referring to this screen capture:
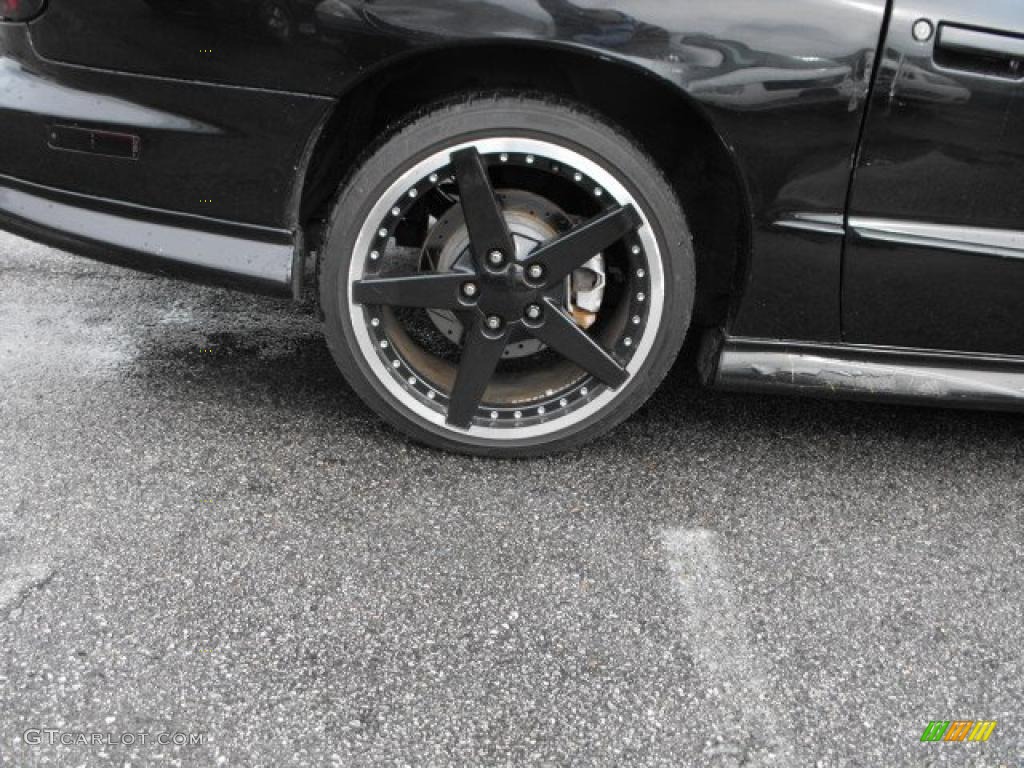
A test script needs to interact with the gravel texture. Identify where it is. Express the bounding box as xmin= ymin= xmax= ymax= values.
xmin=1 ymin=234 xmax=1021 ymax=767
